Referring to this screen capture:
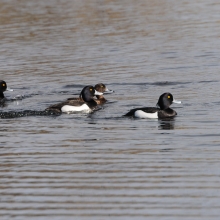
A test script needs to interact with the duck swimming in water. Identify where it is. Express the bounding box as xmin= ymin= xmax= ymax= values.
xmin=124 ymin=93 xmax=181 ymax=119
xmin=46 ymin=85 xmax=103 ymax=113
xmin=67 ymin=83 xmax=113 ymax=105
xmin=93 ymin=83 xmax=114 ymax=104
